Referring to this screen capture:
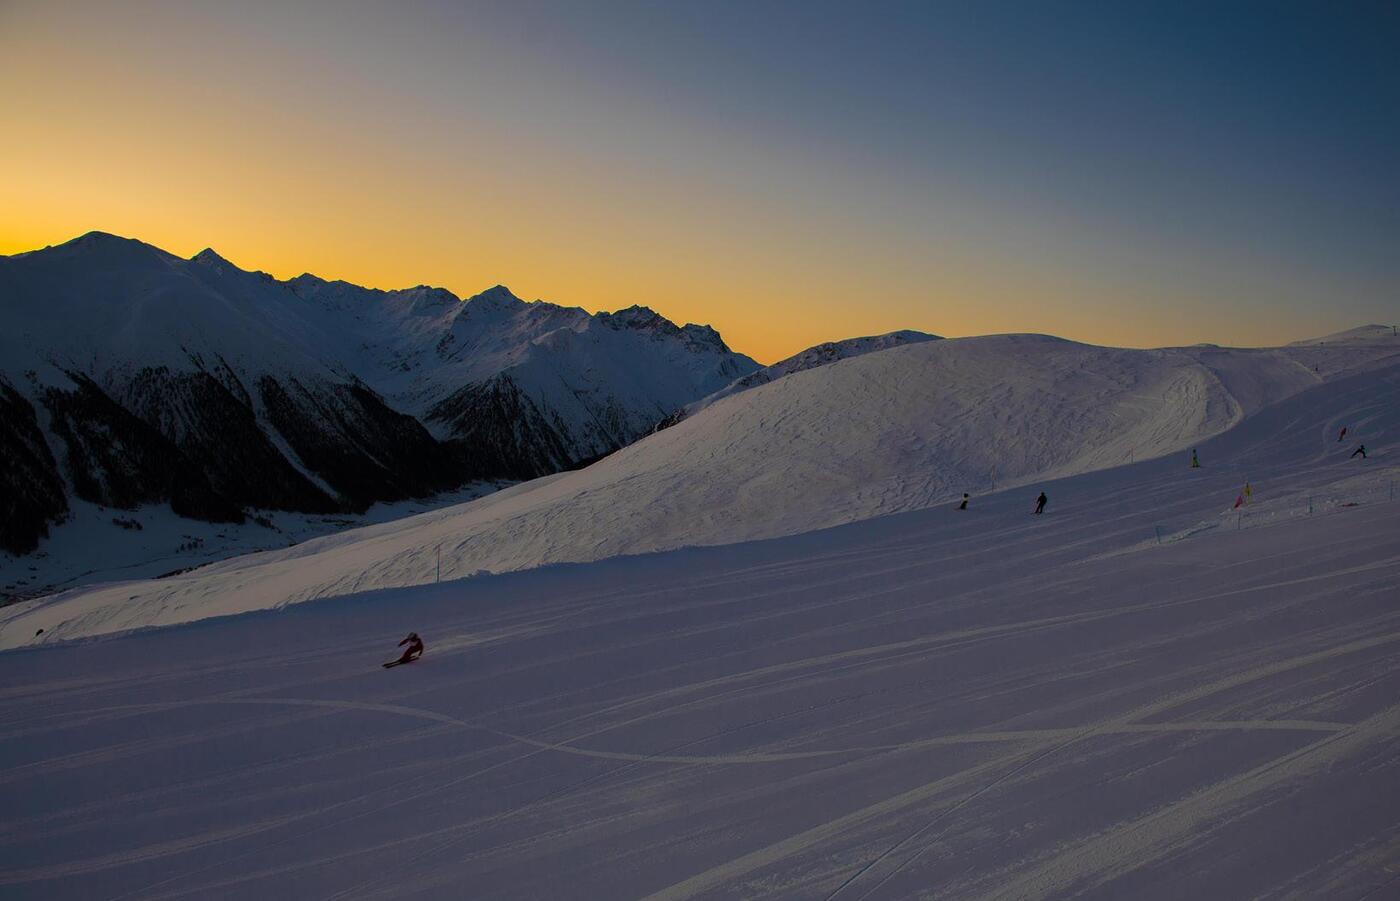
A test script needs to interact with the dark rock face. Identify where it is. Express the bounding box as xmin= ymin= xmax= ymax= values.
xmin=40 ymin=372 xmax=244 ymax=524
xmin=258 ymin=376 xmax=467 ymax=511
xmin=120 ymin=366 xmax=339 ymax=513
xmin=0 ymin=378 xmax=69 ymax=555
xmin=428 ymin=374 xmax=576 ymax=479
